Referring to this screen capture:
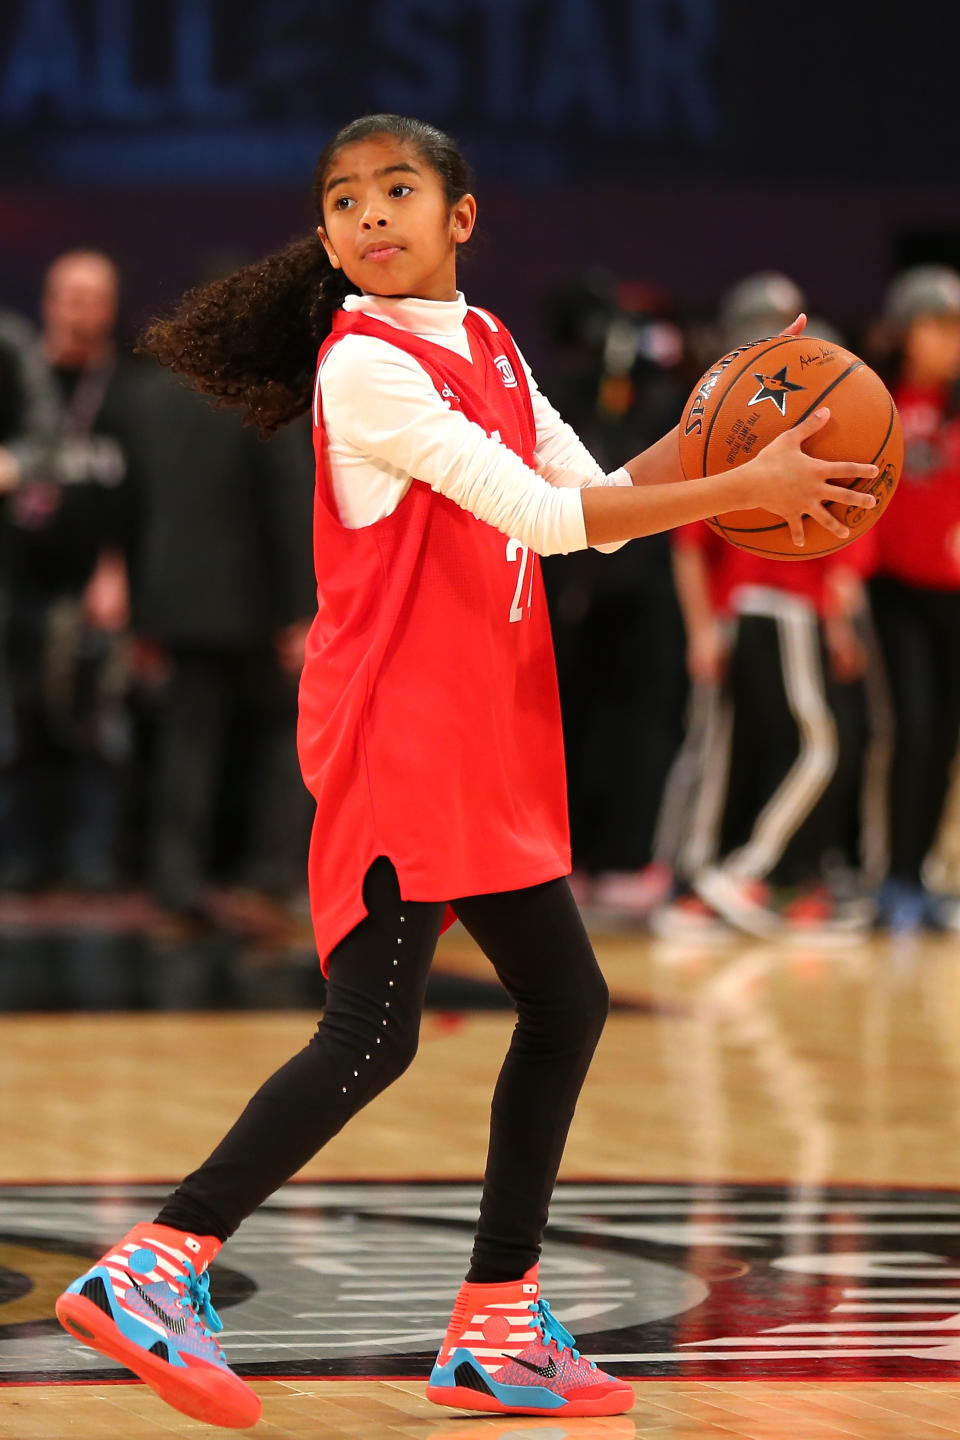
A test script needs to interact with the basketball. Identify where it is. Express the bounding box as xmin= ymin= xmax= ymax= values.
xmin=678 ymin=333 xmax=903 ymax=558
